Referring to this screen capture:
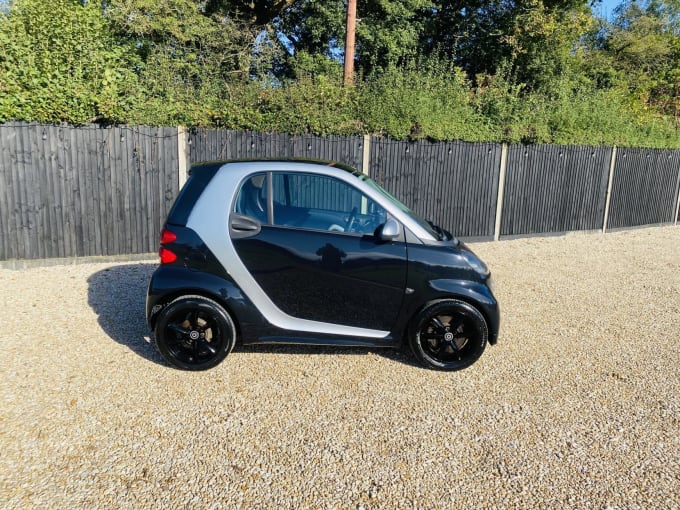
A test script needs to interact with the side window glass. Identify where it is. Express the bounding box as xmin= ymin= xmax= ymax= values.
xmin=234 ymin=173 xmax=268 ymax=223
xmin=272 ymin=172 xmax=386 ymax=235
